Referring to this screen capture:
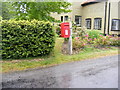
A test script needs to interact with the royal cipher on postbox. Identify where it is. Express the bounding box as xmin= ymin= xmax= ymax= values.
xmin=60 ymin=22 xmax=70 ymax=38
